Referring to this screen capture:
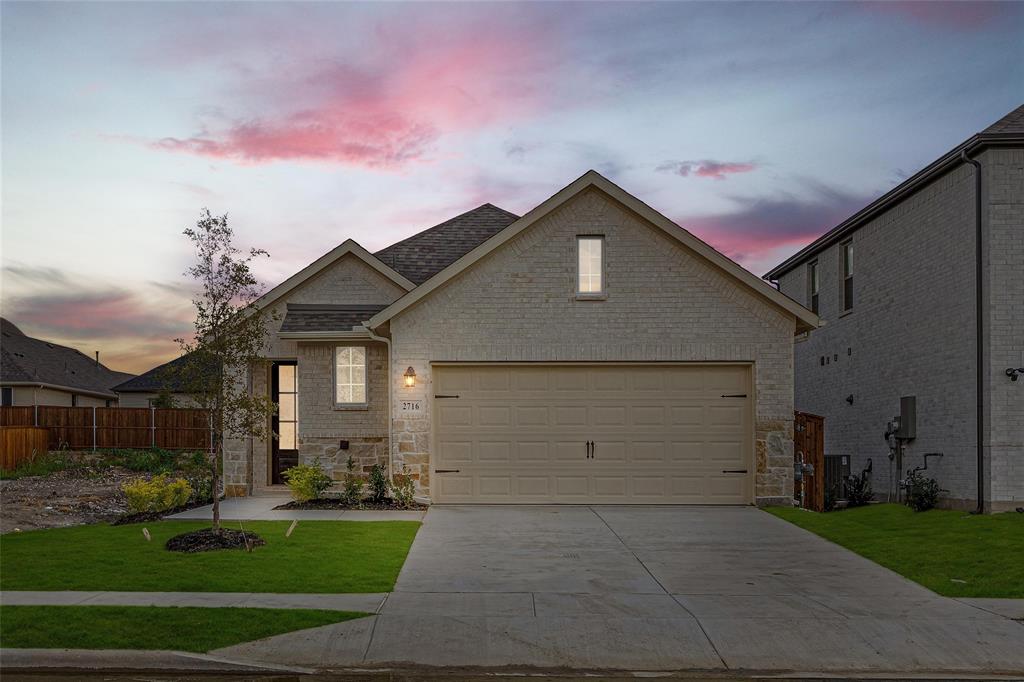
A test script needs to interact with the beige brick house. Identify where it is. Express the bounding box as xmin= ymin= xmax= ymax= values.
xmin=222 ymin=171 xmax=818 ymax=505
